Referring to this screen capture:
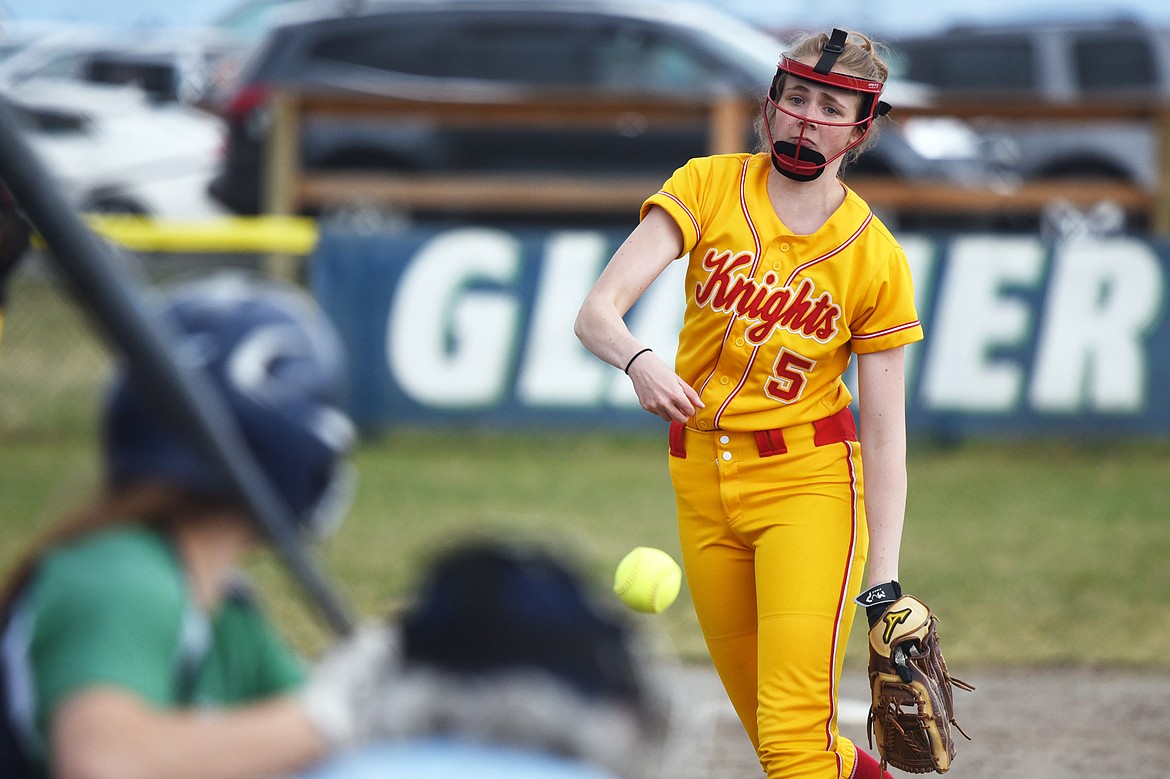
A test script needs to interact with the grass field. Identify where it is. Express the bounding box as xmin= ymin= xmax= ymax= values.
xmin=4 ymin=425 xmax=1170 ymax=669
xmin=3 ymin=271 xmax=1170 ymax=670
